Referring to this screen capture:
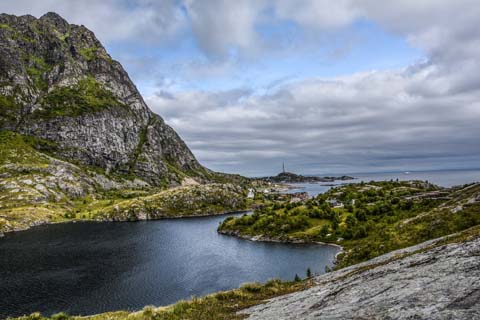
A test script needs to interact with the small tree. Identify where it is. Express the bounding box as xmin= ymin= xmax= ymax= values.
xmin=319 ymin=224 xmax=329 ymax=237
xmin=306 ymin=267 xmax=312 ymax=278
xmin=346 ymin=215 xmax=357 ymax=227
xmin=294 ymin=274 xmax=301 ymax=282
xmin=355 ymin=209 xmax=367 ymax=221
xmin=51 ymin=313 xmax=70 ymax=320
